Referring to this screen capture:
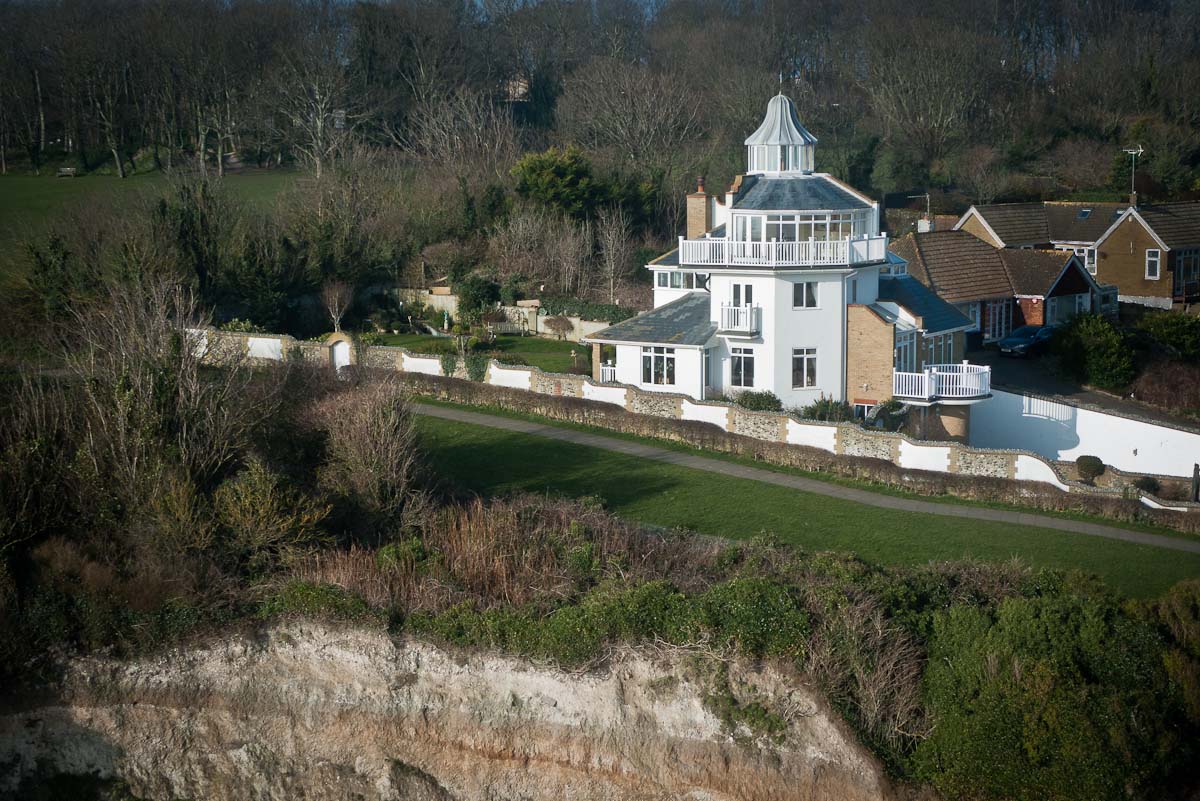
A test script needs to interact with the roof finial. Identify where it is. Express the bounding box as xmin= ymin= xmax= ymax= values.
xmin=778 ymin=70 xmax=783 ymax=87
